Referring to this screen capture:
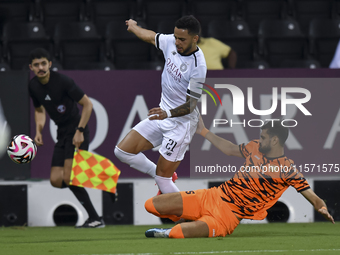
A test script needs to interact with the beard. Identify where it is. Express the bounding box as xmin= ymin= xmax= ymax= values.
xmin=178 ymin=44 xmax=194 ymax=56
xmin=259 ymin=143 xmax=271 ymax=154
